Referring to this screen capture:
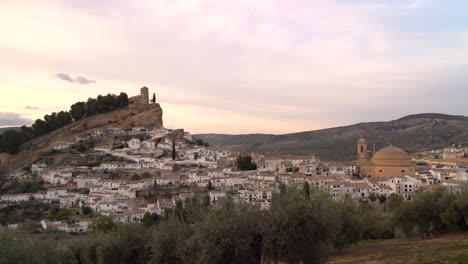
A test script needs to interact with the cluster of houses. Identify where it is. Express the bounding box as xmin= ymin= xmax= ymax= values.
xmin=418 ymin=145 xmax=468 ymax=160
xmin=52 ymin=127 xmax=192 ymax=152
xmin=2 ymin=126 xmax=468 ymax=233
